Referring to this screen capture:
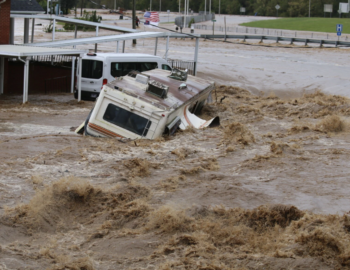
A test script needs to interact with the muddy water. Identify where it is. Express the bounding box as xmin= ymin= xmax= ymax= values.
xmin=1 ymin=87 xmax=350 ymax=269
xmin=4 ymin=14 xmax=350 ymax=269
